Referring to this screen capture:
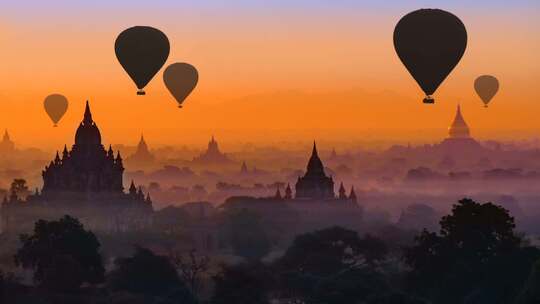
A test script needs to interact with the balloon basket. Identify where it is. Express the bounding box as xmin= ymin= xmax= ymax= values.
xmin=137 ymin=90 xmax=146 ymax=96
xmin=53 ymin=124 xmax=58 ymax=127
xmin=178 ymin=105 xmax=183 ymax=109
xmin=423 ymin=97 xmax=435 ymax=104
